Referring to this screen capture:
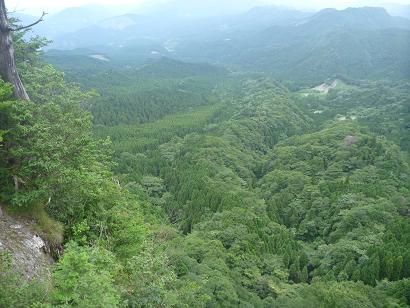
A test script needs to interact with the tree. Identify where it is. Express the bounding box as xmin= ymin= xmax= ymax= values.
xmin=51 ymin=242 xmax=121 ymax=307
xmin=125 ymin=242 xmax=177 ymax=307
xmin=0 ymin=0 xmax=46 ymax=100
